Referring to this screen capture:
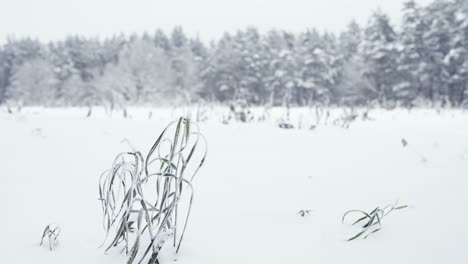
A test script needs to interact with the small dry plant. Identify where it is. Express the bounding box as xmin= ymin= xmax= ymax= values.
xmin=342 ymin=201 xmax=407 ymax=241
xmin=40 ymin=224 xmax=60 ymax=251
xmin=332 ymin=107 xmax=358 ymax=129
xmin=297 ymin=210 xmax=312 ymax=217
xmin=99 ymin=117 xmax=207 ymax=264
